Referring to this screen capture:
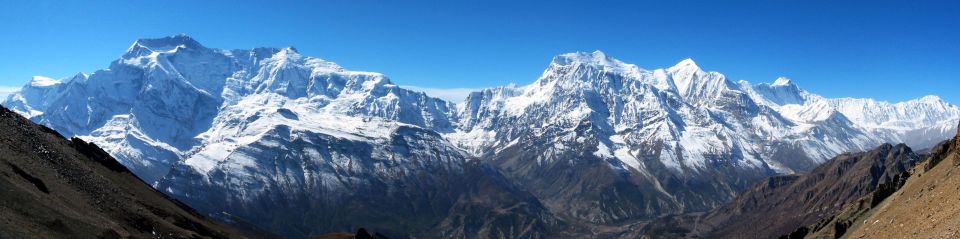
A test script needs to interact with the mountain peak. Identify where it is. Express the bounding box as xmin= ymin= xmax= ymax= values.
xmin=771 ymin=77 xmax=794 ymax=87
xmin=552 ymin=50 xmax=616 ymax=66
xmin=668 ymin=58 xmax=701 ymax=72
xmin=135 ymin=34 xmax=203 ymax=48
xmin=68 ymin=72 xmax=88 ymax=81
xmin=277 ymin=46 xmax=302 ymax=57
xmin=125 ymin=34 xmax=205 ymax=56
xmin=917 ymin=95 xmax=945 ymax=103
xmin=549 ymin=50 xmax=644 ymax=75
xmin=676 ymin=58 xmax=697 ymax=66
